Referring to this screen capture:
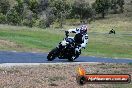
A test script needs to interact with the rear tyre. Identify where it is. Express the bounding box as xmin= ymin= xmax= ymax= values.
xmin=47 ymin=48 xmax=58 ymax=61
